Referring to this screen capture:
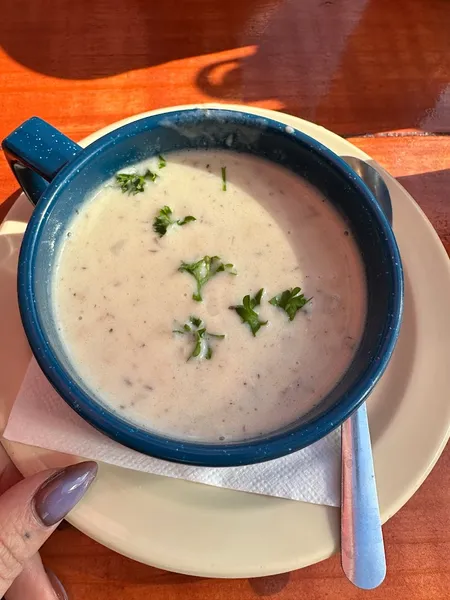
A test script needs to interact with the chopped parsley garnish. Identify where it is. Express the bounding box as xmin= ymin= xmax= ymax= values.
xmin=158 ymin=154 xmax=166 ymax=169
xmin=269 ymin=287 xmax=312 ymax=321
xmin=179 ymin=255 xmax=236 ymax=302
xmin=152 ymin=206 xmax=196 ymax=237
xmin=116 ymin=169 xmax=157 ymax=194
xmin=229 ymin=288 xmax=267 ymax=336
xmin=221 ymin=166 xmax=227 ymax=191
xmin=173 ymin=316 xmax=225 ymax=360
